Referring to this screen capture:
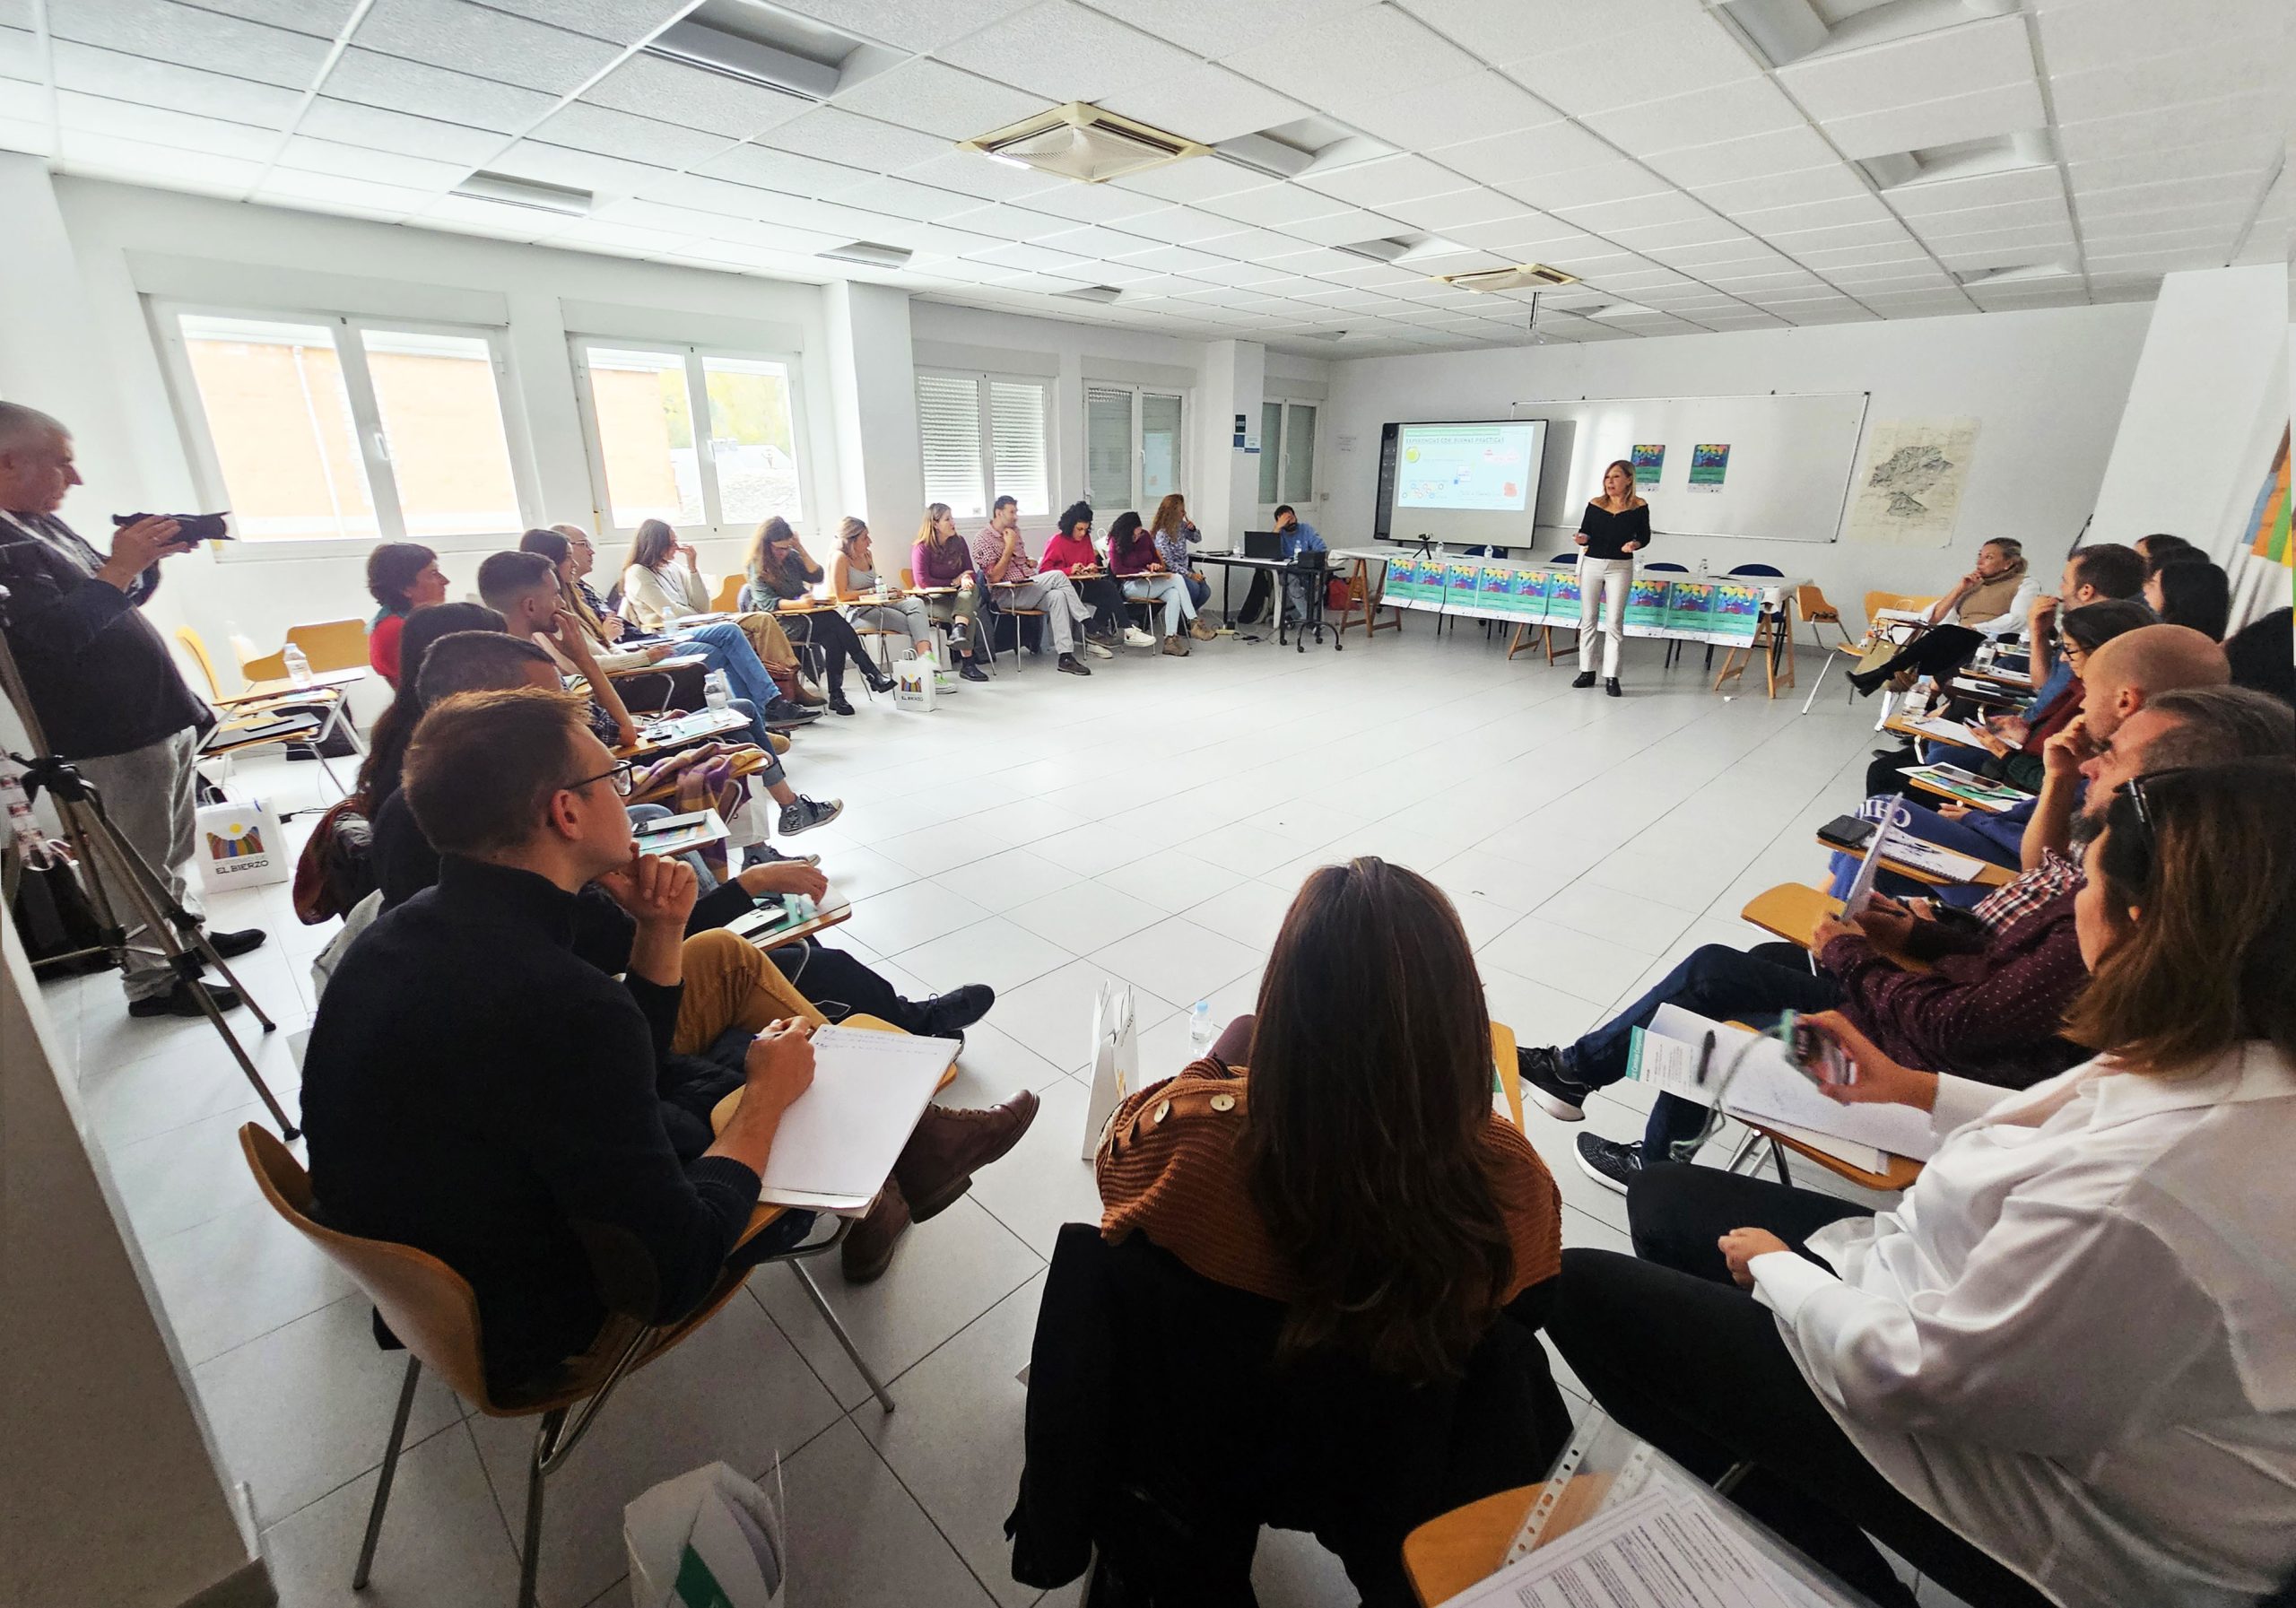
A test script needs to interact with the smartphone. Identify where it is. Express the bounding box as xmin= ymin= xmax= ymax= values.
xmin=1815 ymin=814 xmax=1875 ymax=851
xmin=1776 ymin=1010 xmax=1856 ymax=1088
